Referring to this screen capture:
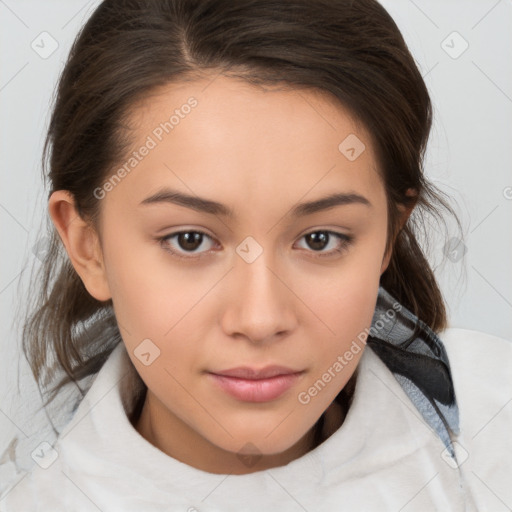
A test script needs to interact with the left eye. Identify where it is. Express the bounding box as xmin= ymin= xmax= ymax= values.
xmin=295 ymin=230 xmax=353 ymax=258
xmin=158 ymin=229 xmax=353 ymax=259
